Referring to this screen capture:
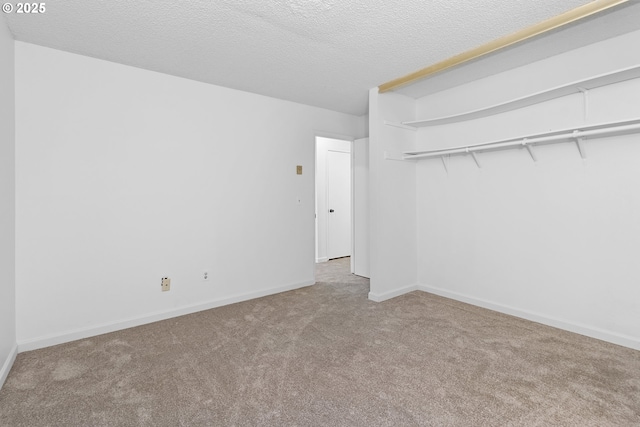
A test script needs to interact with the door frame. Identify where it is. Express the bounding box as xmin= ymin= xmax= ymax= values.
xmin=314 ymin=133 xmax=355 ymax=275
